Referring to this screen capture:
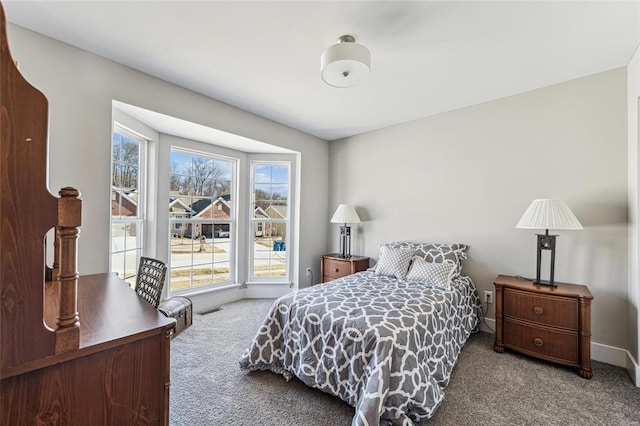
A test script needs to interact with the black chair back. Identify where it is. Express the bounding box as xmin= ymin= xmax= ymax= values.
xmin=135 ymin=257 xmax=167 ymax=308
